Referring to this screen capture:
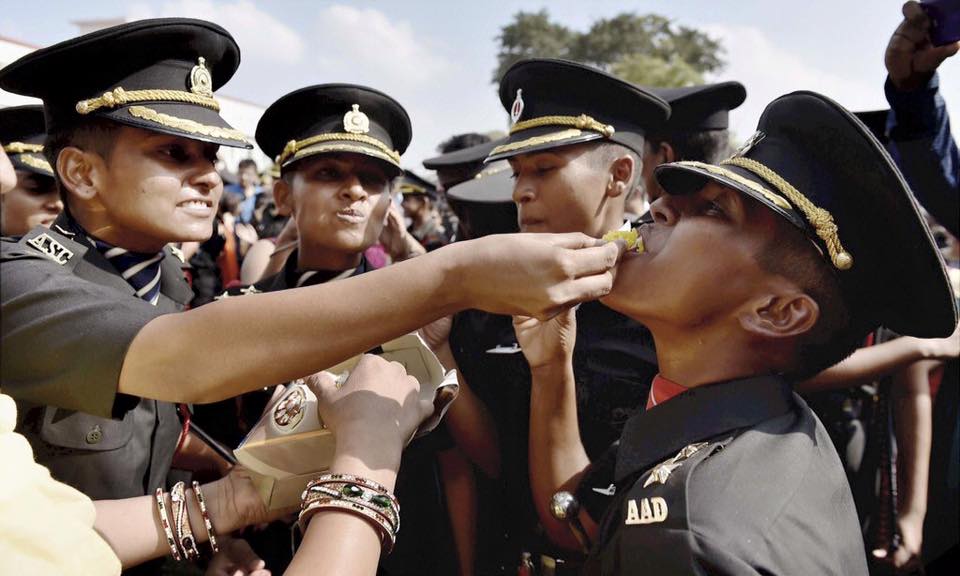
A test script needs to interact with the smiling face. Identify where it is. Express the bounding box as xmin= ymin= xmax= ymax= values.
xmin=276 ymin=153 xmax=391 ymax=260
xmin=63 ymin=126 xmax=223 ymax=251
xmin=0 ymin=170 xmax=61 ymax=236
xmin=507 ymin=143 xmax=625 ymax=237
xmin=602 ymin=181 xmax=785 ymax=329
